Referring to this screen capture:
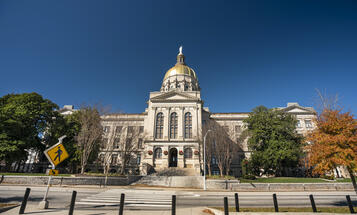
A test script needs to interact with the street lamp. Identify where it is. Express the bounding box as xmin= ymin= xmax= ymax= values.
xmin=203 ymin=129 xmax=213 ymax=190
